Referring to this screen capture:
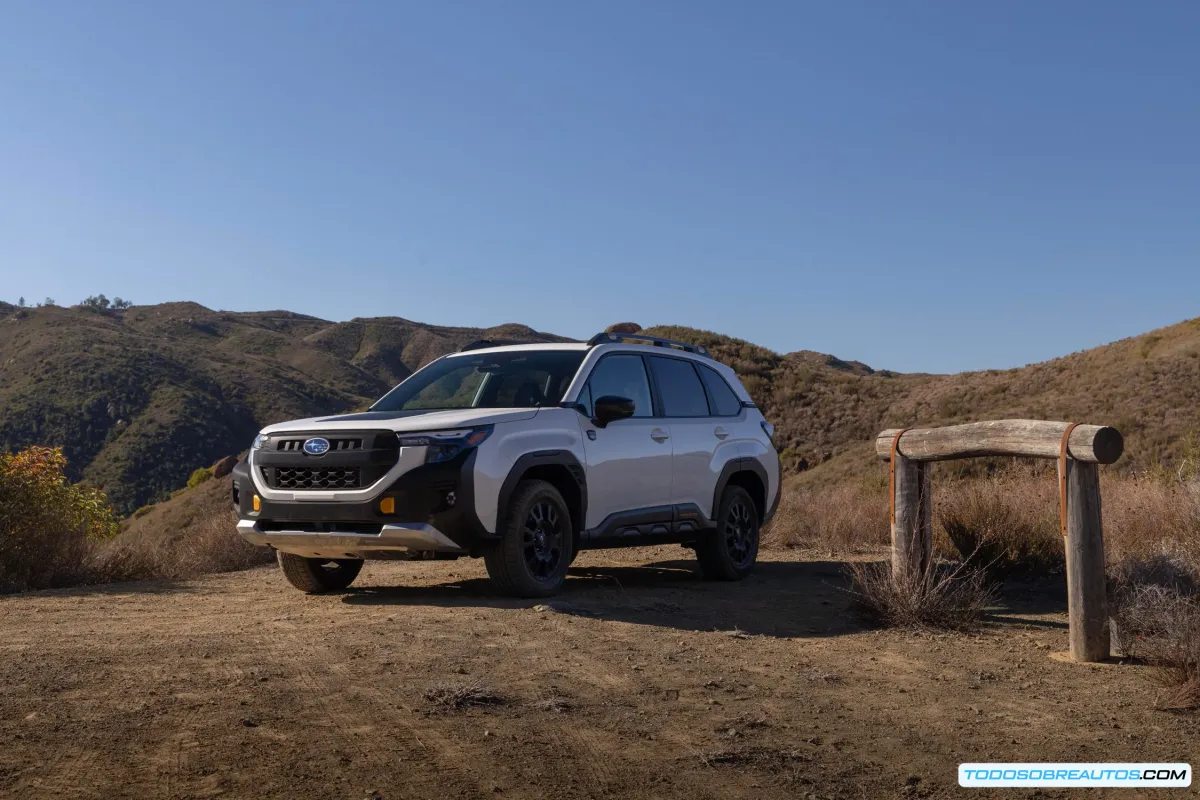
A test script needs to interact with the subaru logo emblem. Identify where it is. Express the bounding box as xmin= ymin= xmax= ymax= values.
xmin=303 ymin=437 xmax=330 ymax=456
